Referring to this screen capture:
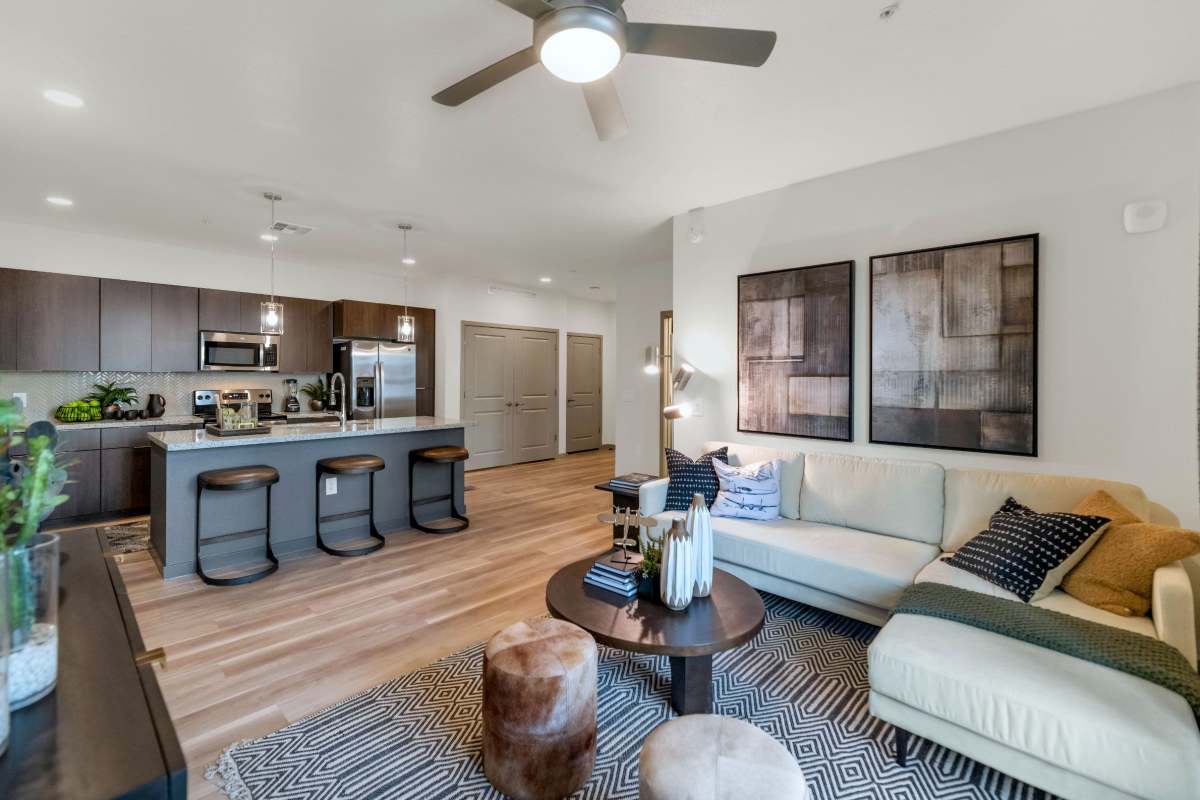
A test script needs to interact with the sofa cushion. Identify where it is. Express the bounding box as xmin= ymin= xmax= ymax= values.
xmin=942 ymin=468 xmax=1159 ymax=552
xmin=705 ymin=441 xmax=804 ymax=520
xmin=711 ymin=458 xmax=782 ymax=520
xmin=799 ymin=453 xmax=944 ymax=545
xmin=657 ymin=511 xmax=939 ymax=610
xmin=915 ymin=557 xmax=1159 ymax=639
xmin=664 ymin=447 xmax=728 ymax=511
xmin=869 ymin=614 xmax=1200 ymax=800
